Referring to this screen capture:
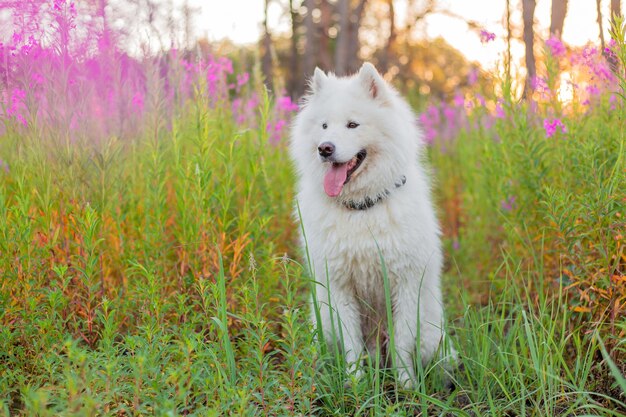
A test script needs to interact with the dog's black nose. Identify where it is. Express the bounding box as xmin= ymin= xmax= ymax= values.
xmin=318 ymin=142 xmax=335 ymax=158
